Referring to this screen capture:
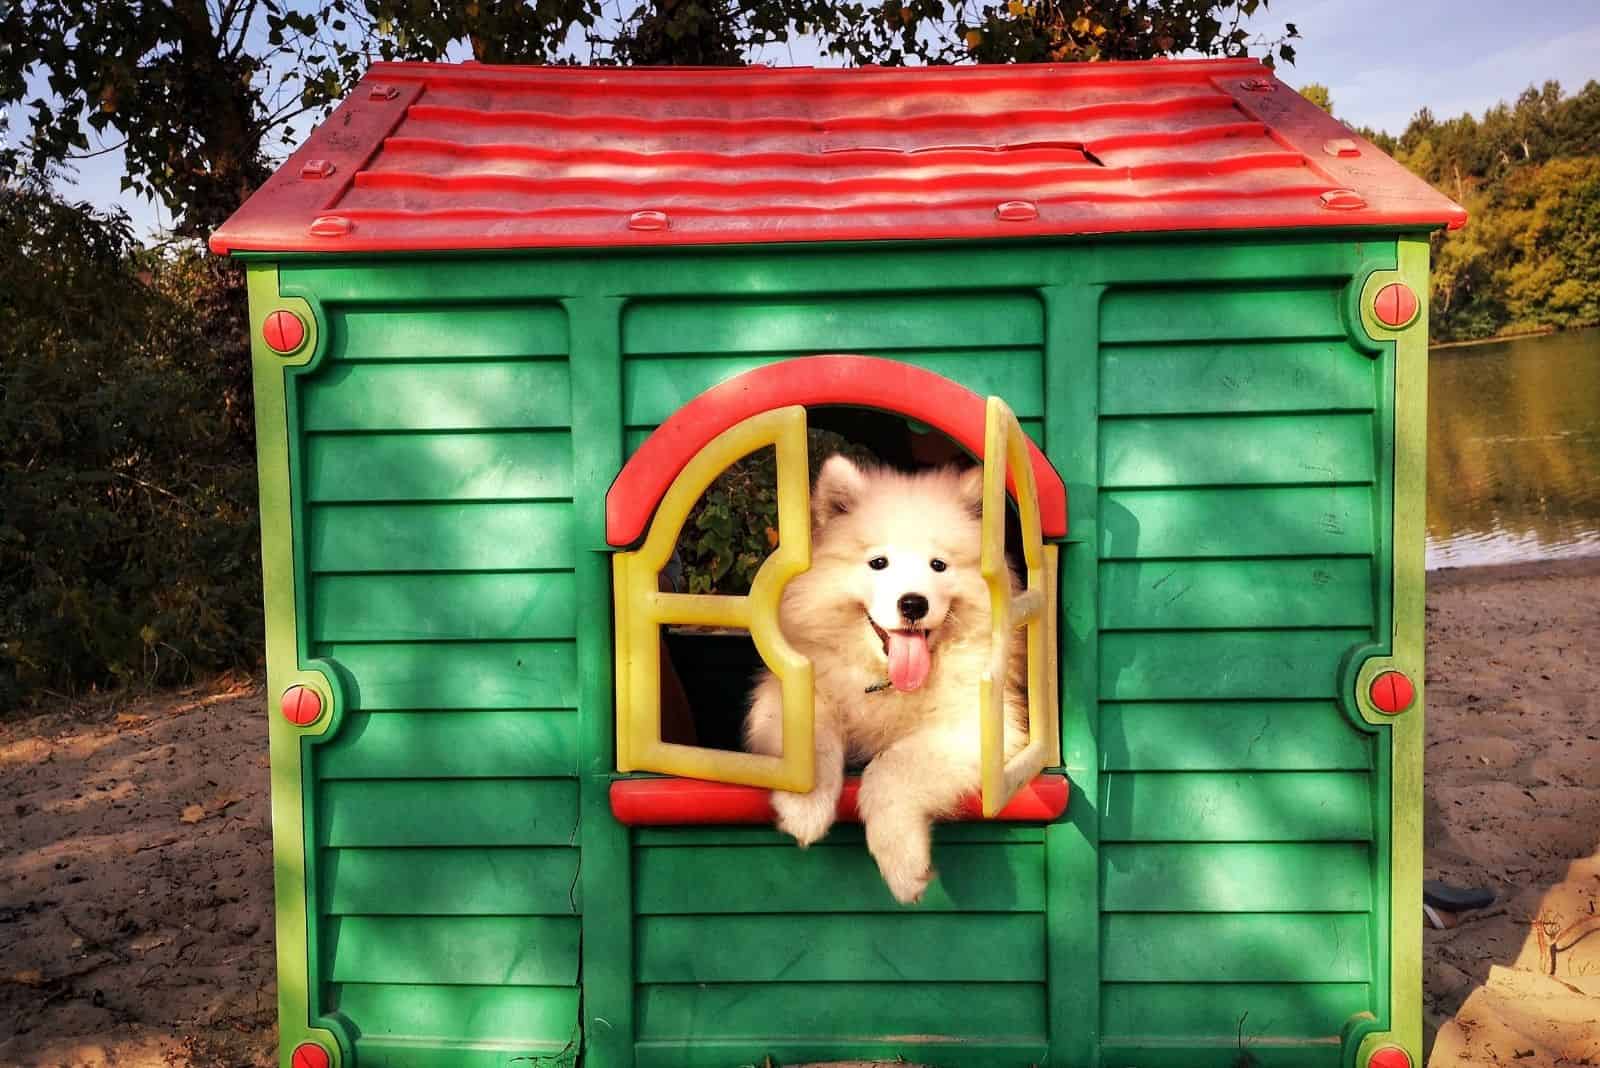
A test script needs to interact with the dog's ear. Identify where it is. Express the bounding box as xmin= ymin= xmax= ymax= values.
xmin=957 ymin=464 xmax=985 ymax=520
xmin=812 ymin=454 xmax=867 ymax=527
